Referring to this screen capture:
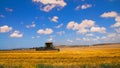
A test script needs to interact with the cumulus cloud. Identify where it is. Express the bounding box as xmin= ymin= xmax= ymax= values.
xmin=0 ymin=25 xmax=12 ymax=33
xmin=80 ymin=20 xmax=95 ymax=27
xmin=33 ymin=0 xmax=67 ymax=12
xmin=77 ymin=28 xmax=89 ymax=34
xmin=67 ymin=19 xmax=94 ymax=34
xmin=55 ymin=23 xmax=63 ymax=28
xmin=0 ymin=14 xmax=5 ymax=18
xmin=101 ymin=11 xmax=120 ymax=28
xmin=50 ymin=16 xmax=59 ymax=22
xmin=37 ymin=28 xmax=53 ymax=34
xmin=101 ymin=11 xmax=117 ymax=18
xmin=81 ymin=4 xmax=92 ymax=9
xmin=67 ymin=19 xmax=106 ymax=34
xmin=10 ymin=30 xmax=23 ymax=38
xmin=75 ymin=4 xmax=92 ymax=10
xmin=26 ymin=22 xmax=36 ymax=28
xmin=111 ymin=16 xmax=120 ymax=27
xmin=5 ymin=8 xmax=13 ymax=12
xmin=67 ymin=21 xmax=76 ymax=29
xmin=90 ymin=27 xmax=106 ymax=33
xmin=67 ymin=20 xmax=95 ymax=30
